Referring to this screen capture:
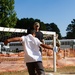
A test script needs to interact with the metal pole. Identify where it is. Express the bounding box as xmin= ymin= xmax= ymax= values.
xmin=53 ymin=34 xmax=56 ymax=72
